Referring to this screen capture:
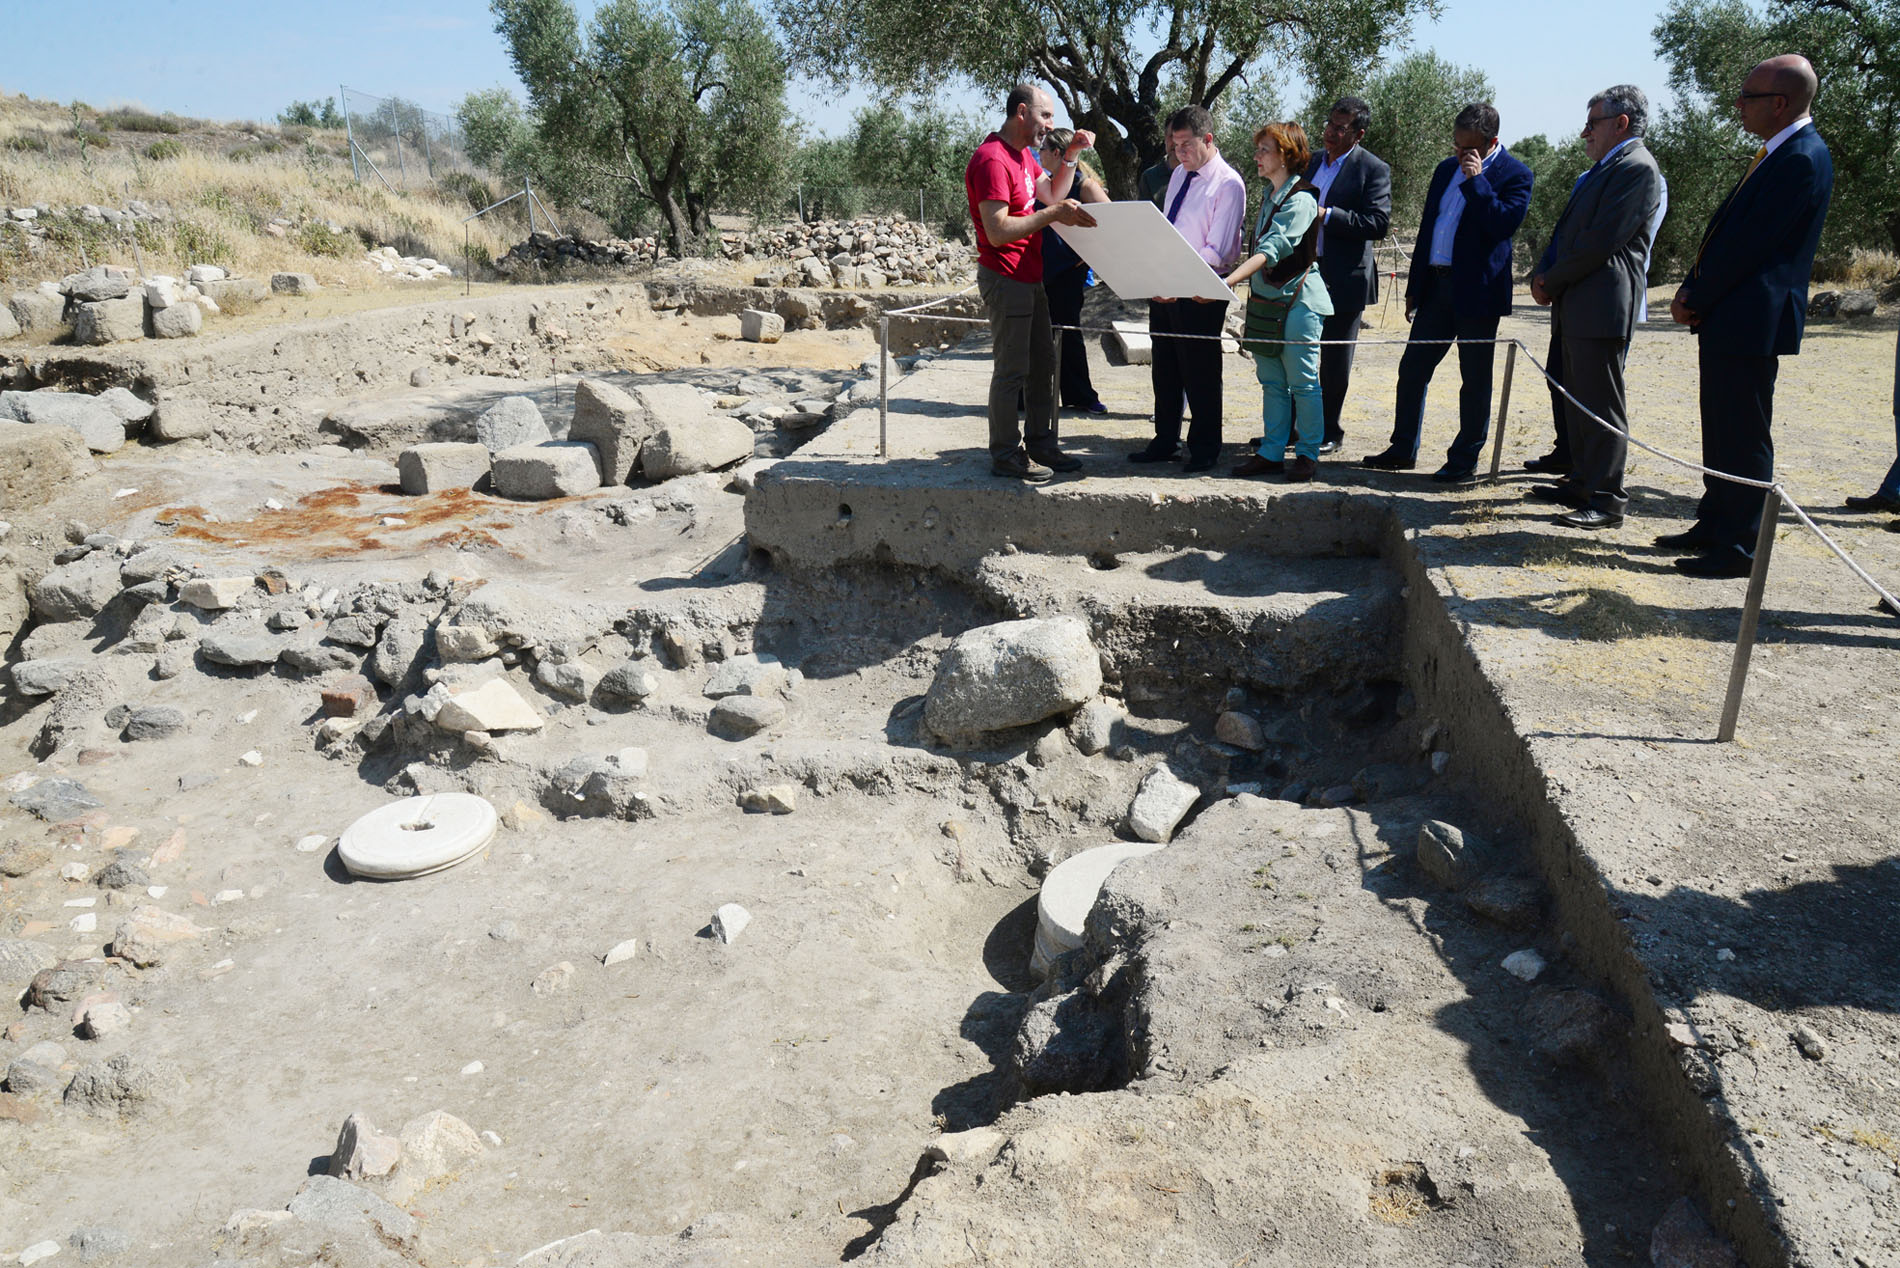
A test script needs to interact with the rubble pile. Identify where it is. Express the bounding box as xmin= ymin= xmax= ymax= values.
xmin=496 ymin=218 xmax=973 ymax=288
